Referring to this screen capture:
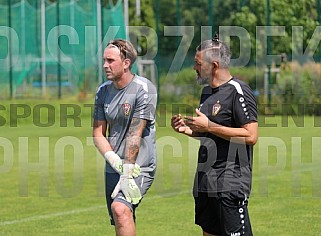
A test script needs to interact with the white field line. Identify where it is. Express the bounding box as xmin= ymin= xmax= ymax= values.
xmin=0 ymin=191 xmax=190 ymax=226
xmin=0 ymin=205 xmax=106 ymax=226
